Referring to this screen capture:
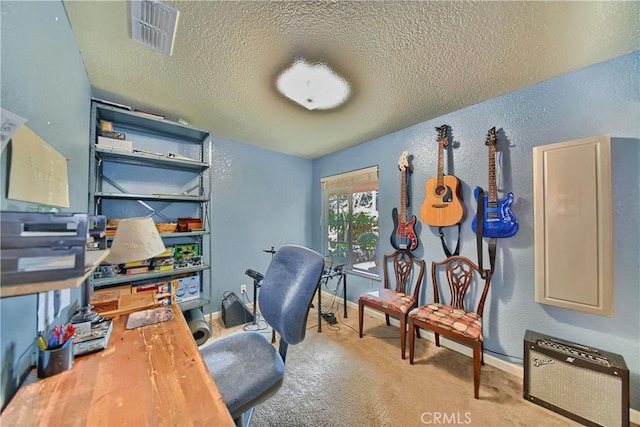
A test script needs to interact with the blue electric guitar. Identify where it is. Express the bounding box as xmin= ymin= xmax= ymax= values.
xmin=472 ymin=127 xmax=519 ymax=238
